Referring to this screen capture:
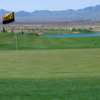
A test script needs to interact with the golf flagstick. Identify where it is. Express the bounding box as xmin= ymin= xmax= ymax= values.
xmin=15 ymin=32 xmax=18 ymax=50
